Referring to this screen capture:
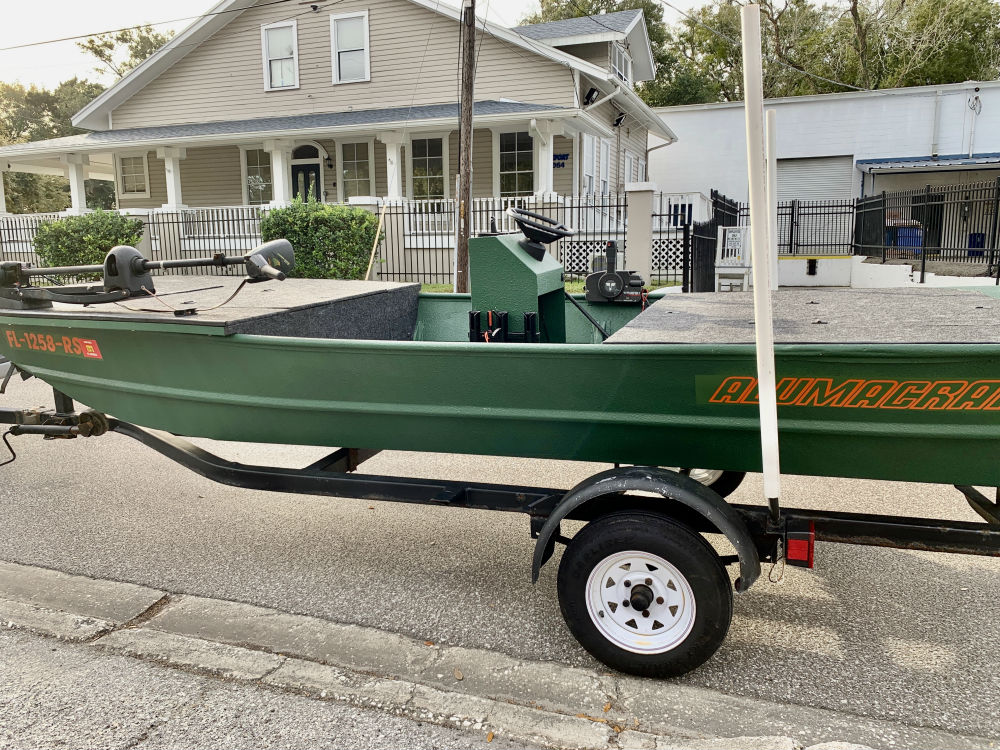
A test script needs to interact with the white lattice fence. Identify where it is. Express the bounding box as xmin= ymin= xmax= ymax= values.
xmin=652 ymin=232 xmax=685 ymax=271
xmin=560 ymin=234 xmax=626 ymax=273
